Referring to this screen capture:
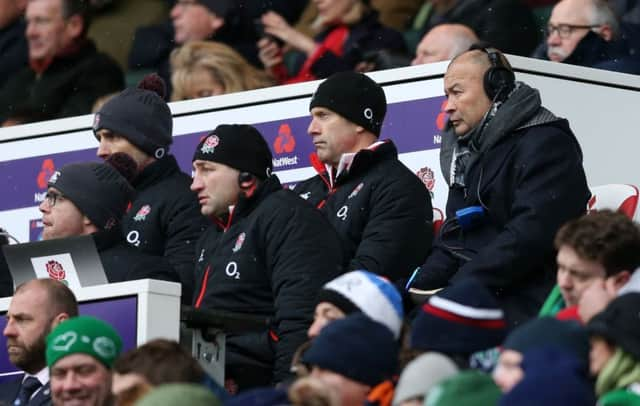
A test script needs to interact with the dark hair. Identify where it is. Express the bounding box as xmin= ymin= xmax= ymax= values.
xmin=15 ymin=279 xmax=79 ymax=318
xmin=555 ymin=210 xmax=640 ymax=277
xmin=113 ymin=339 xmax=205 ymax=385
xmin=61 ymin=0 xmax=92 ymax=36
